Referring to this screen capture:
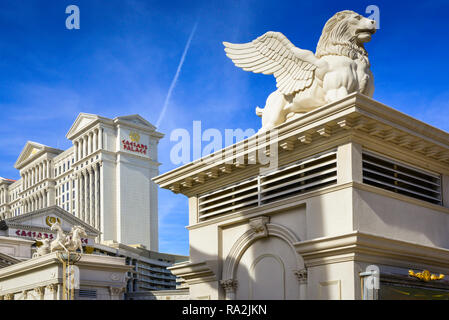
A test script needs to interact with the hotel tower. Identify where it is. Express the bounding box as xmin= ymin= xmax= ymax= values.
xmin=0 ymin=113 xmax=163 ymax=251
